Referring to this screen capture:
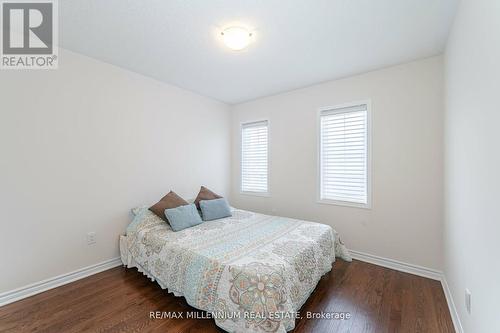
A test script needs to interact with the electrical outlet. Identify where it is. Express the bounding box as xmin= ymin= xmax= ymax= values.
xmin=87 ymin=232 xmax=96 ymax=245
xmin=465 ymin=288 xmax=471 ymax=314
